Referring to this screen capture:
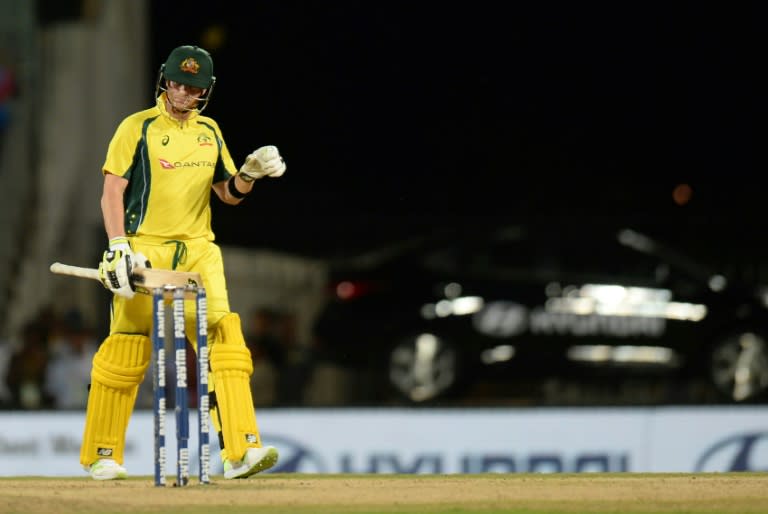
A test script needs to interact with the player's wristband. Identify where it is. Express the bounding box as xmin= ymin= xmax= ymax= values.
xmin=228 ymin=176 xmax=249 ymax=199
xmin=109 ymin=236 xmax=131 ymax=251
xmin=237 ymin=171 xmax=256 ymax=183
